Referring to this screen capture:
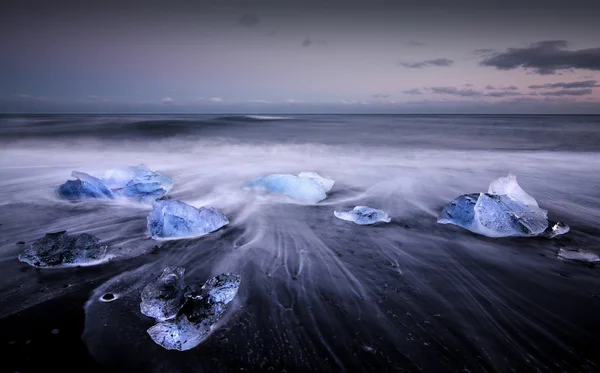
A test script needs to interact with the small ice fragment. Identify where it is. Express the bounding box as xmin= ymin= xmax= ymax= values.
xmin=103 ymin=164 xmax=174 ymax=203
xmin=544 ymin=221 xmax=570 ymax=238
xmin=557 ymin=248 xmax=599 ymax=263
xmin=18 ymin=231 xmax=108 ymax=268
xmin=56 ymin=171 xmax=115 ymax=200
xmin=298 ymin=172 xmax=335 ymax=192
xmin=488 ymin=173 xmax=539 ymax=207
xmin=244 ymin=174 xmax=329 ymax=202
xmin=147 ymin=200 xmax=229 ymax=240
xmin=140 ymin=267 xmax=188 ymax=320
xmin=145 ymin=272 xmax=241 ymax=351
xmin=334 ymin=206 xmax=391 ymax=225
